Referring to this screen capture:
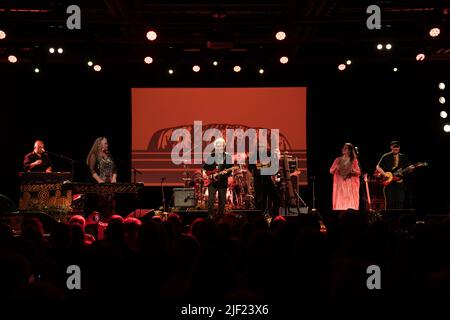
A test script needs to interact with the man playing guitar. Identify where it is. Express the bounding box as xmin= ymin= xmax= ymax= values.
xmin=376 ymin=140 xmax=414 ymax=209
xmin=202 ymin=138 xmax=234 ymax=220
